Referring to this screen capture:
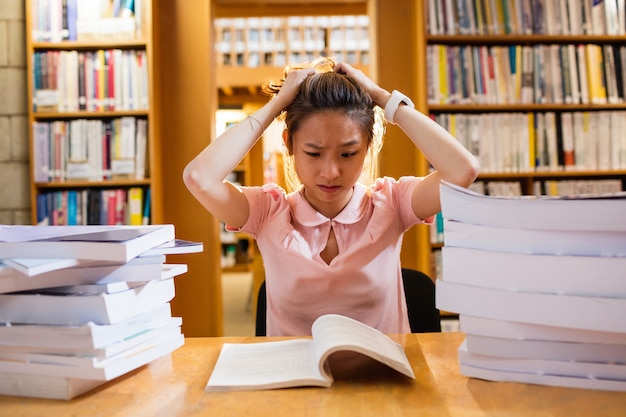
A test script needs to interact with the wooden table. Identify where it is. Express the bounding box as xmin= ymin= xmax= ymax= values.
xmin=1 ymin=332 xmax=625 ymax=417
